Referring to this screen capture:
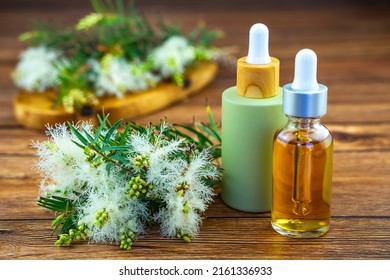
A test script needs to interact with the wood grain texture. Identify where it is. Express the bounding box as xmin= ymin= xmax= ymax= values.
xmin=236 ymin=57 xmax=280 ymax=98
xmin=1 ymin=0 xmax=390 ymax=260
